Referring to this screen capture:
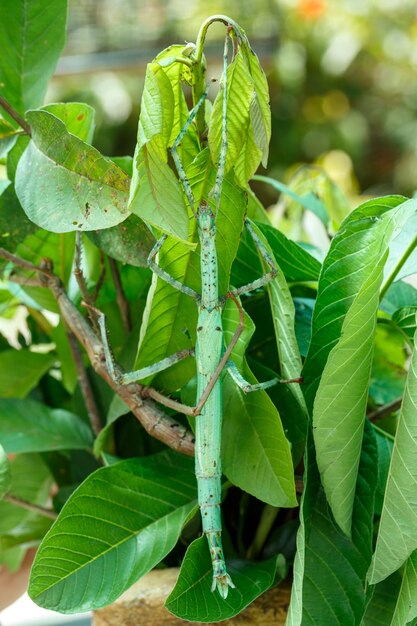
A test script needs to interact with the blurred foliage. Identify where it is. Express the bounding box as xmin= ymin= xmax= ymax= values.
xmin=48 ymin=0 xmax=417 ymax=199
